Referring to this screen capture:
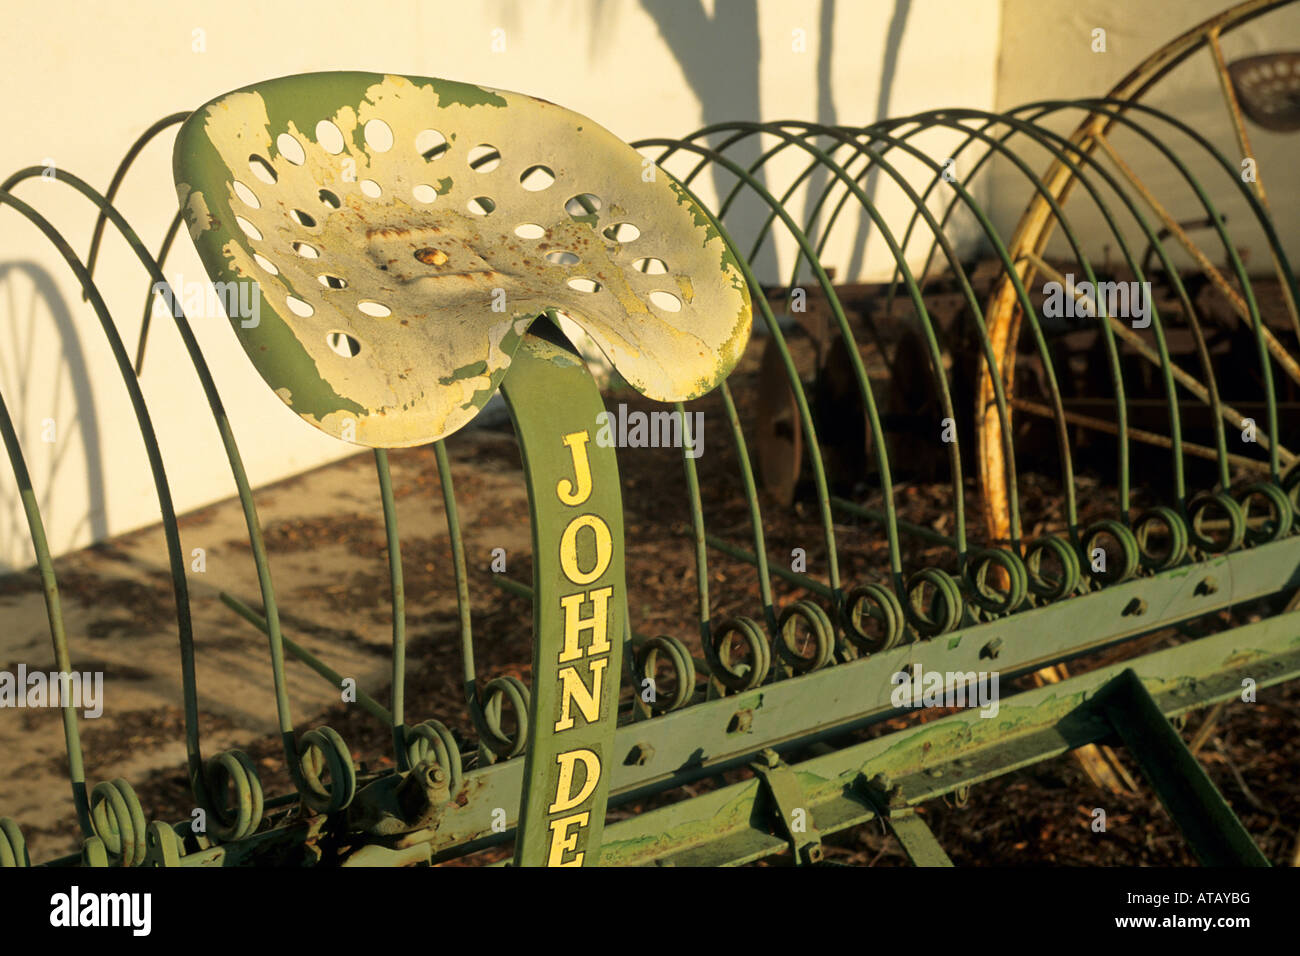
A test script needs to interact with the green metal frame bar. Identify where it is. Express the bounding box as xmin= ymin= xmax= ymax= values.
xmin=1096 ymin=668 xmax=1268 ymax=866
xmin=501 ymin=334 xmax=628 ymax=867
xmin=596 ymin=607 xmax=1300 ymax=866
